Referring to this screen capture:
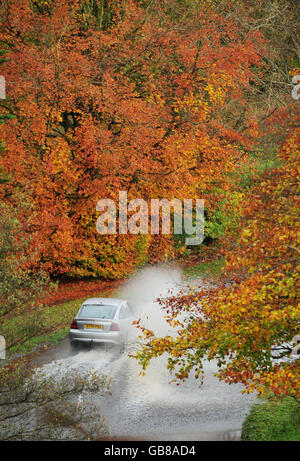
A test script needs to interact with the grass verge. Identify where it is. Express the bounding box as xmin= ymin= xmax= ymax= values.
xmin=183 ymin=258 xmax=225 ymax=278
xmin=8 ymin=288 xmax=114 ymax=356
xmin=242 ymin=397 xmax=300 ymax=441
